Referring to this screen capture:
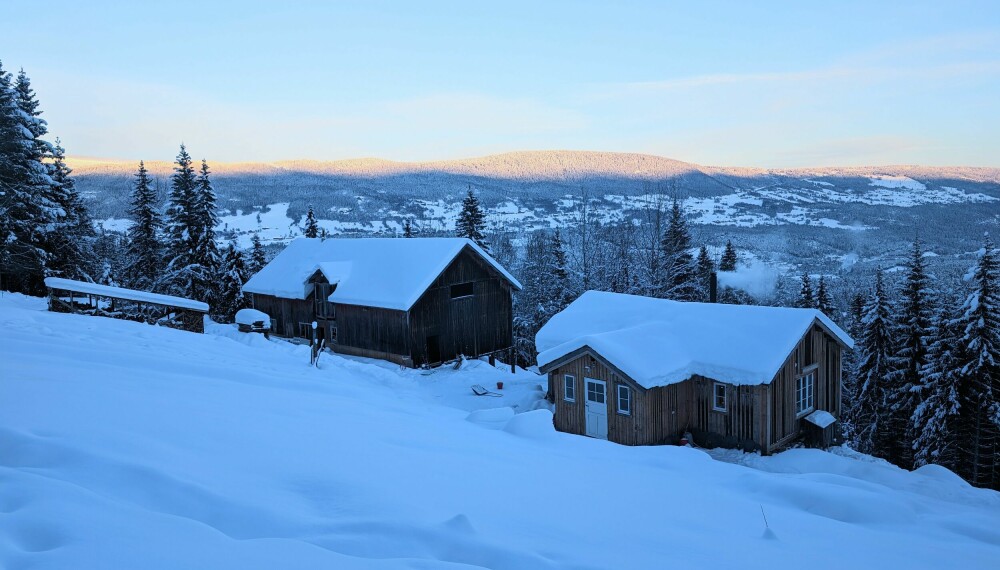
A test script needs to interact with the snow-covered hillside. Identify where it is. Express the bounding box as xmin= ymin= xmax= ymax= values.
xmin=2 ymin=294 xmax=999 ymax=569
